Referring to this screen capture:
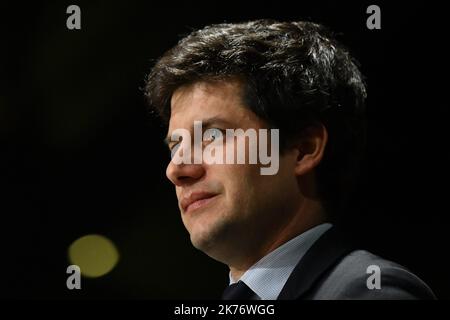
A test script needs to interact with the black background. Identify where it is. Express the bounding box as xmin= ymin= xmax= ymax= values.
xmin=2 ymin=1 xmax=449 ymax=299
